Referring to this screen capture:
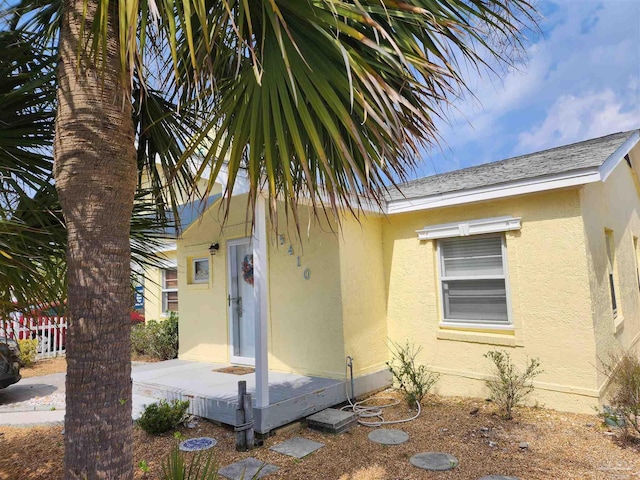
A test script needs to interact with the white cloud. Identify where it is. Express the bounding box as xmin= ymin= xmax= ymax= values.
xmin=430 ymin=0 xmax=640 ymax=153
xmin=516 ymin=88 xmax=640 ymax=152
